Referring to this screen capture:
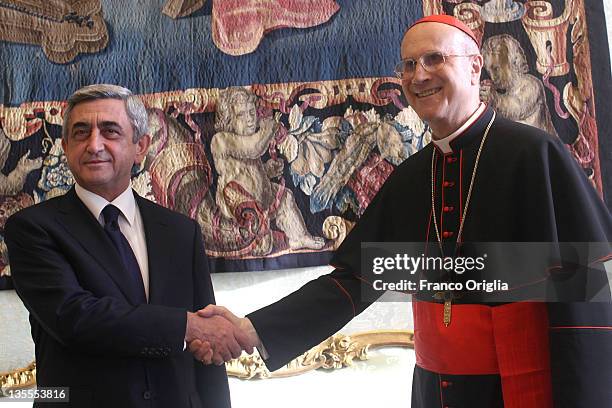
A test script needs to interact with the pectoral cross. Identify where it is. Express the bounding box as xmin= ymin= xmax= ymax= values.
xmin=433 ymin=291 xmax=462 ymax=327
